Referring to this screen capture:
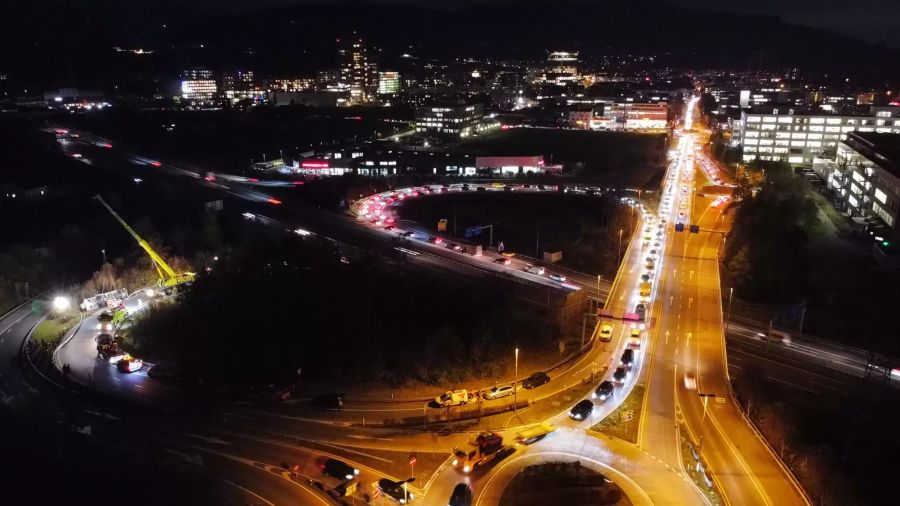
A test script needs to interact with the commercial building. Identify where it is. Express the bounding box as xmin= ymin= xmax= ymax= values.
xmin=338 ymin=38 xmax=377 ymax=105
xmin=735 ymin=106 xmax=900 ymax=165
xmin=828 ymin=133 xmax=900 ymax=239
xmin=180 ymin=68 xmax=217 ymax=106
xmin=569 ymin=107 xmax=594 ymax=129
xmin=377 ymin=71 xmax=400 ymax=95
xmin=543 ymin=51 xmax=579 ymax=86
xmin=589 ymin=101 xmax=668 ymax=131
xmin=415 ymin=102 xmax=493 ymax=137
xmin=222 ymin=70 xmax=264 ymax=105
xmin=272 ymin=78 xmax=315 ymax=92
